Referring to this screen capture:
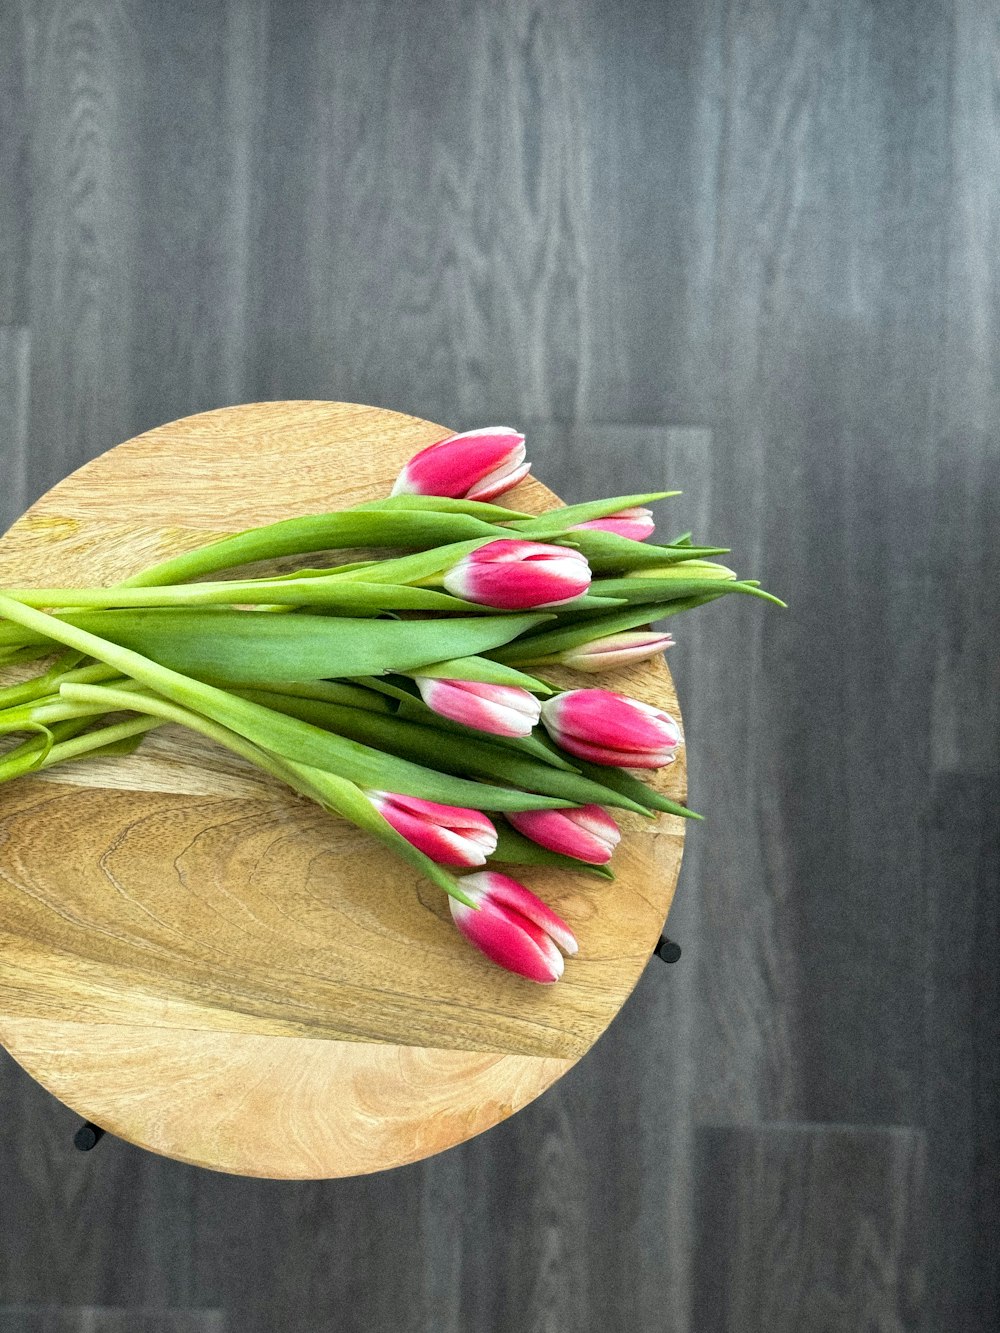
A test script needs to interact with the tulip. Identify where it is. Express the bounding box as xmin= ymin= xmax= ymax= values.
xmin=506 ymin=804 xmax=621 ymax=865
xmin=625 ymin=559 xmax=737 ymax=581
xmin=412 ymin=676 xmax=541 ymax=737
xmin=450 ymin=870 xmax=578 ymax=982
xmin=558 ymin=629 xmax=674 ymax=672
xmin=390 ymin=426 xmax=530 ymax=501
xmin=366 ymin=791 xmax=498 ymax=867
xmin=540 ymin=688 xmax=682 ymax=768
xmin=442 ymin=539 xmax=591 ymax=609
xmin=571 ymin=506 xmax=655 ymax=541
